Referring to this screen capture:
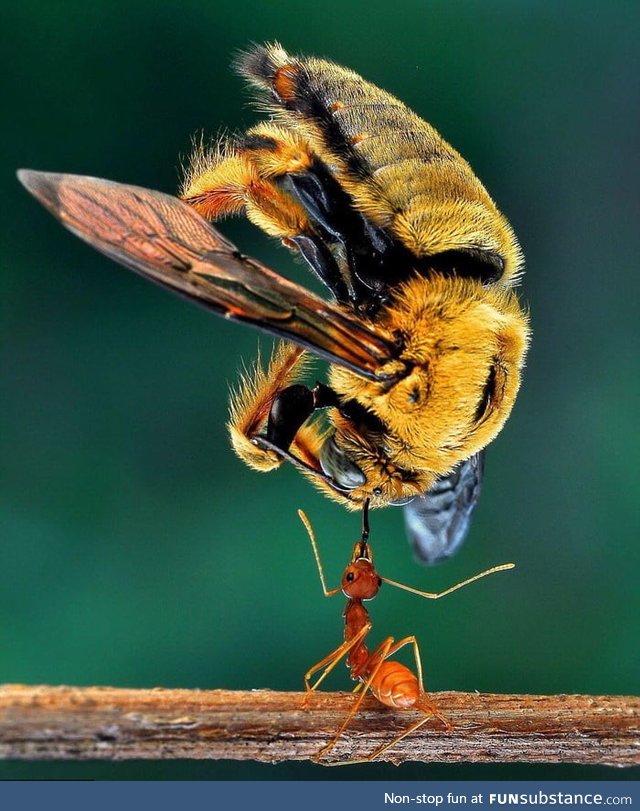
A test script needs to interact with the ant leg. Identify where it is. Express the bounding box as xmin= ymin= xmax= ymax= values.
xmin=382 ymin=635 xmax=451 ymax=730
xmin=324 ymin=712 xmax=436 ymax=767
xmin=314 ymin=636 xmax=395 ymax=762
xmin=347 ymin=689 xmax=450 ymax=765
xmin=302 ymin=625 xmax=370 ymax=711
xmin=304 ymin=624 xmax=370 ymax=694
xmin=322 ymin=637 xmax=450 ymax=767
